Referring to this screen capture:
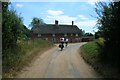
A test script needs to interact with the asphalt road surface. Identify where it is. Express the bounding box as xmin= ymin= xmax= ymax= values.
xmin=16 ymin=43 xmax=101 ymax=78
